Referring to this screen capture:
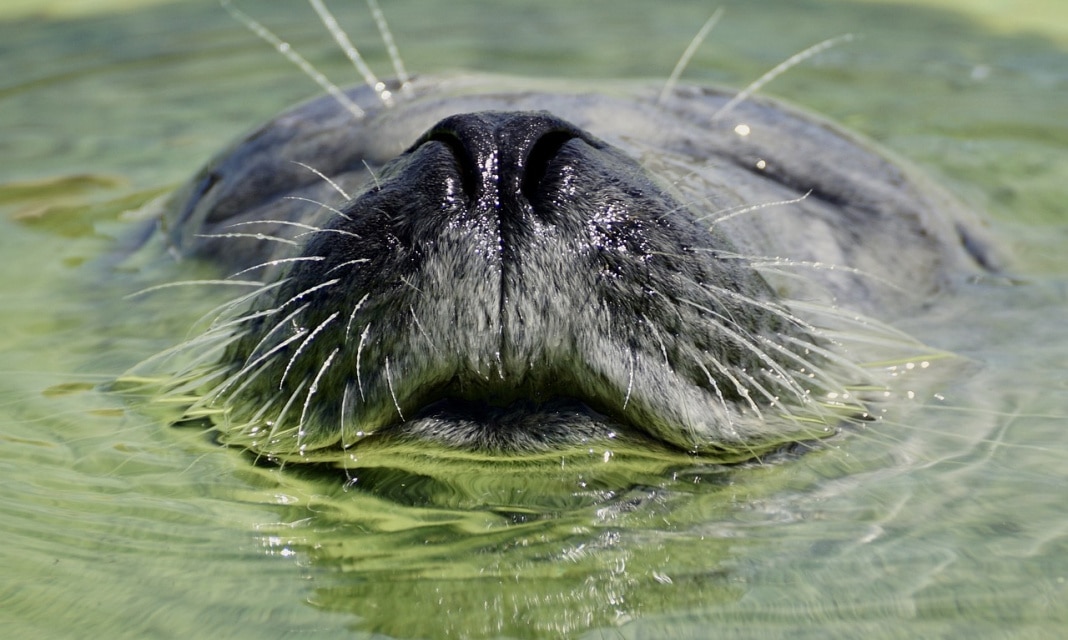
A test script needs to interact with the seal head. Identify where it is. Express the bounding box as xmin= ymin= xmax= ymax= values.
xmin=221 ymin=110 xmax=822 ymax=456
xmin=151 ymin=76 xmax=997 ymax=460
